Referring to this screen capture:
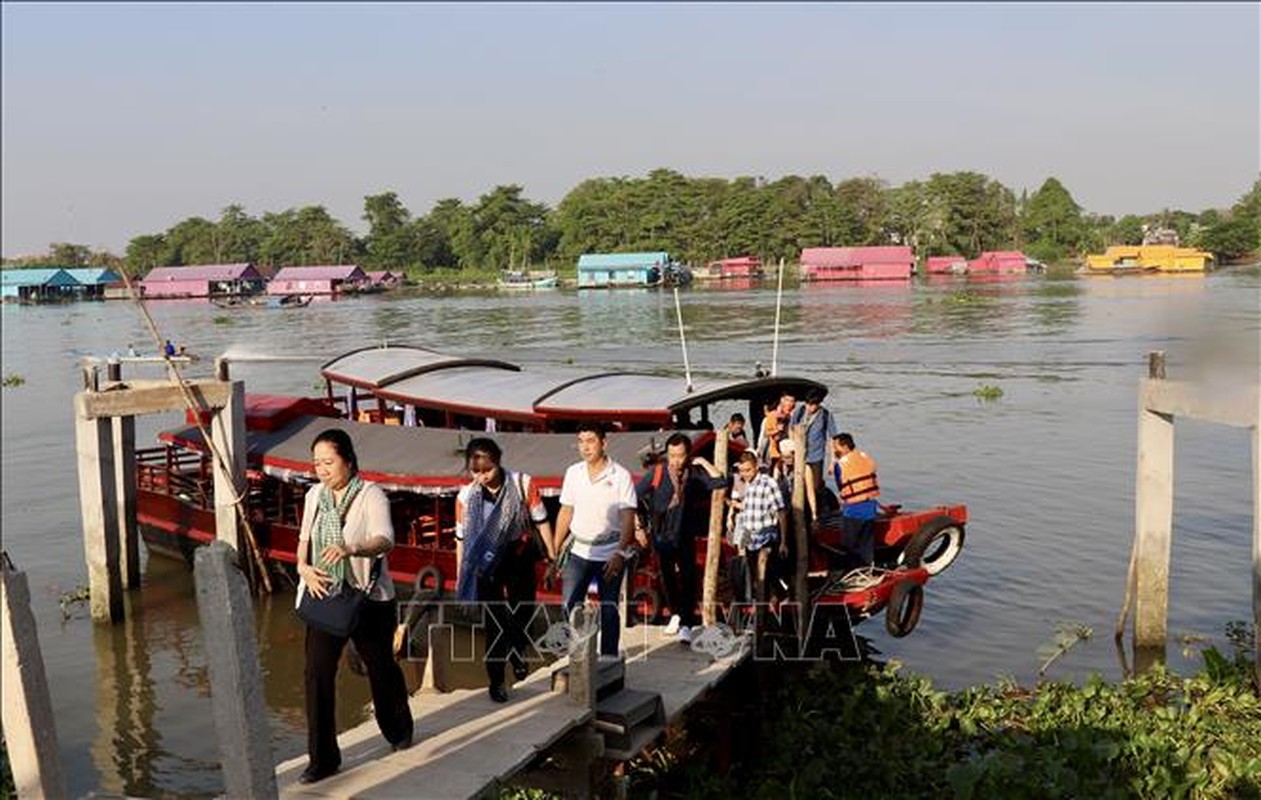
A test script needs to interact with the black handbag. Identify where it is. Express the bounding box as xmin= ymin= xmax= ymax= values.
xmin=297 ymin=557 xmax=382 ymax=638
